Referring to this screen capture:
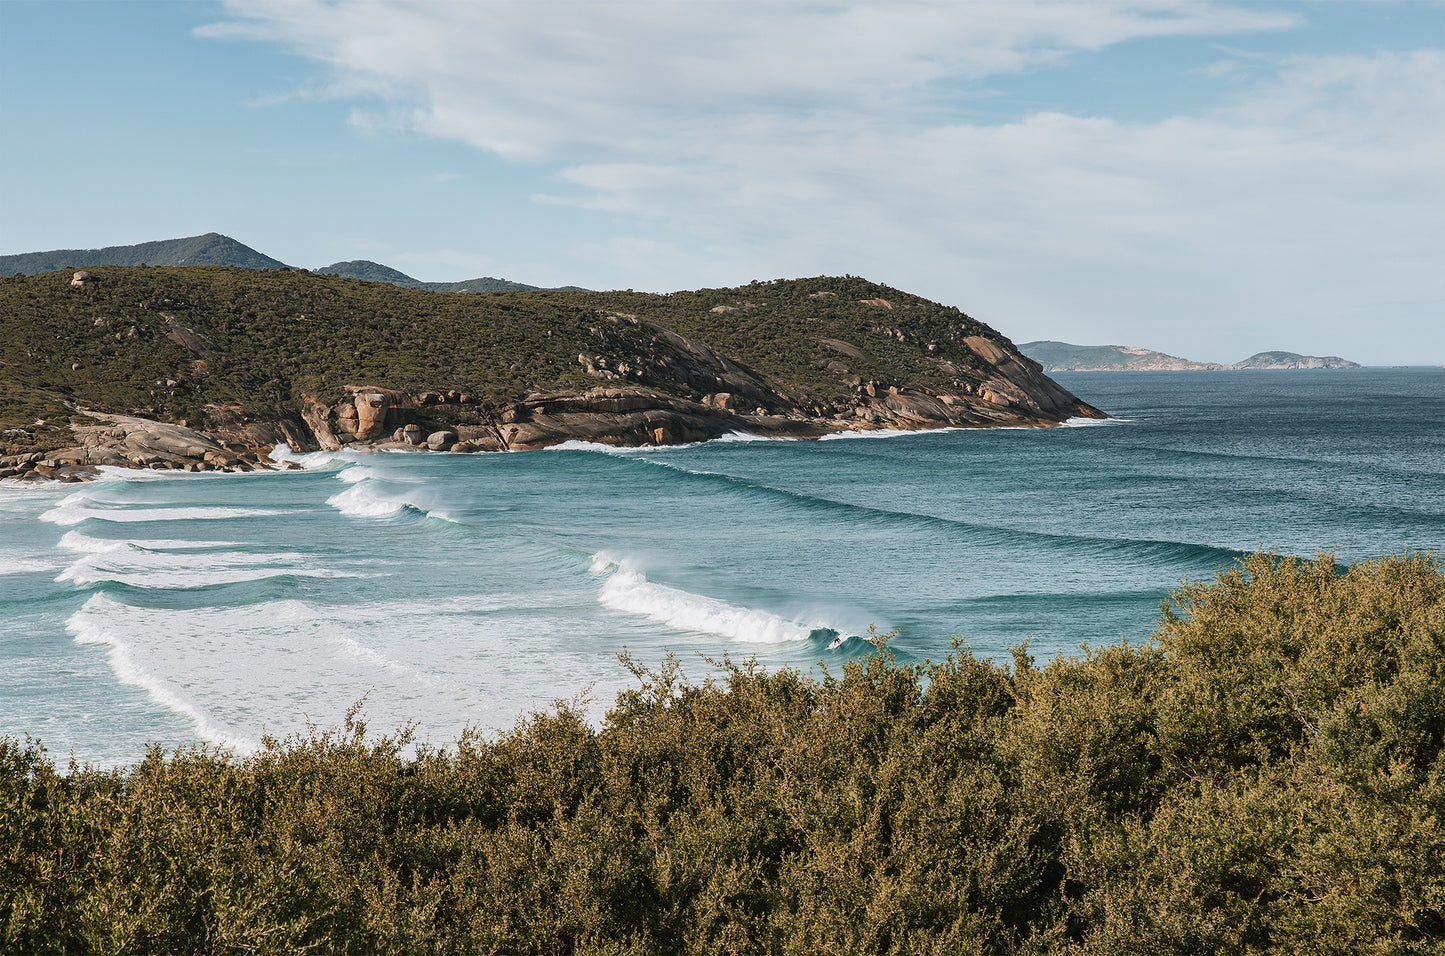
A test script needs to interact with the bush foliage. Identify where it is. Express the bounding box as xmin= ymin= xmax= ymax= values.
xmin=3 ymin=551 xmax=1441 ymax=953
